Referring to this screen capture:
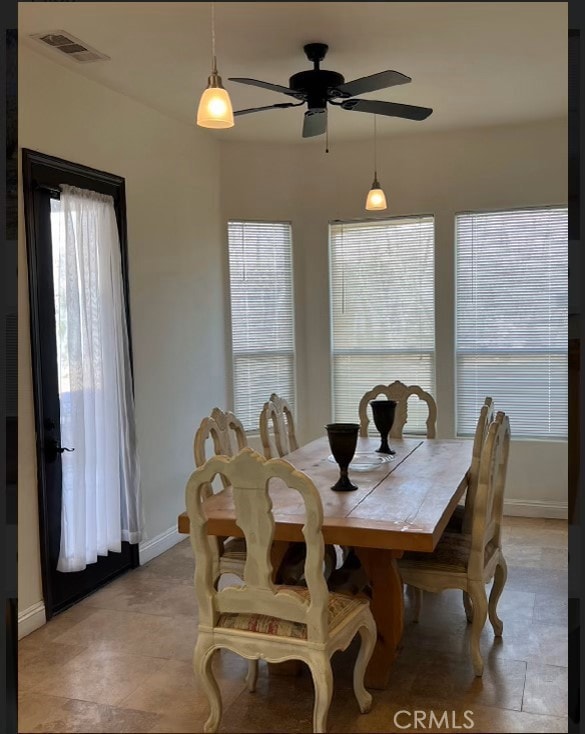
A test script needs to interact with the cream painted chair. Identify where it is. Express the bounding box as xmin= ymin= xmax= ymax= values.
xmin=398 ymin=412 xmax=510 ymax=677
xmin=259 ymin=393 xmax=299 ymax=459
xmin=260 ymin=393 xmax=338 ymax=583
xmin=194 ymin=408 xmax=248 ymax=578
xmin=358 ymin=380 xmax=437 ymax=439
xmin=186 ymin=448 xmax=377 ymax=733
xmin=447 ymin=397 xmax=495 ymax=535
